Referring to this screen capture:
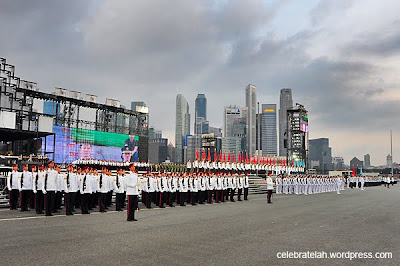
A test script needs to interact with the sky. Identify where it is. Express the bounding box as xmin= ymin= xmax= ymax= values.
xmin=1 ymin=0 xmax=399 ymax=166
